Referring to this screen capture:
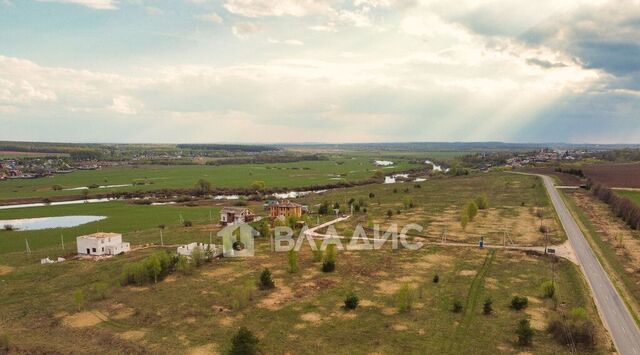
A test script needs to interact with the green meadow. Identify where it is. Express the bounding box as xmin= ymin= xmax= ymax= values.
xmin=0 ymin=156 xmax=420 ymax=201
